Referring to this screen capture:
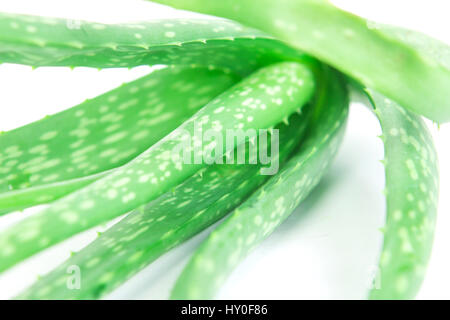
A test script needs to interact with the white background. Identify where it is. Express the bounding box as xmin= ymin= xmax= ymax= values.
xmin=0 ymin=0 xmax=449 ymax=299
